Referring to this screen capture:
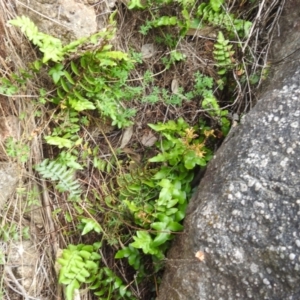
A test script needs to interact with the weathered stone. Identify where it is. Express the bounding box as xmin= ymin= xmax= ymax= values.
xmin=0 ymin=115 xmax=21 ymax=141
xmin=158 ymin=1 xmax=300 ymax=299
xmin=0 ymin=163 xmax=19 ymax=210
xmin=16 ymin=0 xmax=98 ymax=43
